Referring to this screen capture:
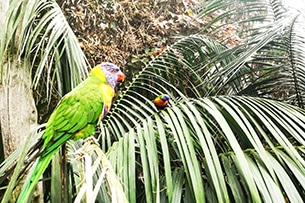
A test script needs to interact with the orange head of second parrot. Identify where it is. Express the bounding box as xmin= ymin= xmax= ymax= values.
xmin=154 ymin=94 xmax=170 ymax=110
